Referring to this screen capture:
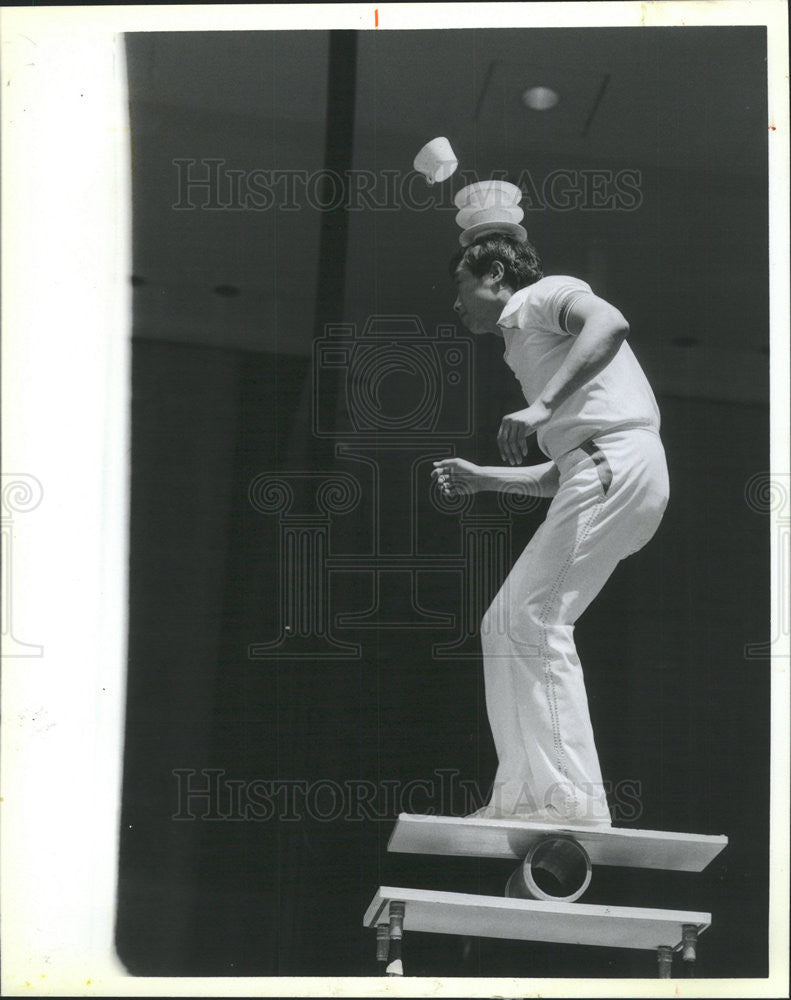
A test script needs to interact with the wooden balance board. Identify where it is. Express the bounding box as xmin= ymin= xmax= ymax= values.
xmin=388 ymin=813 xmax=728 ymax=872
xmin=364 ymin=815 xmax=727 ymax=971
